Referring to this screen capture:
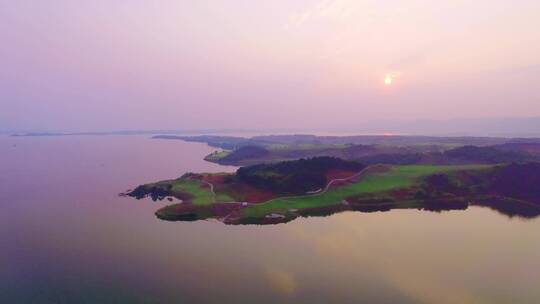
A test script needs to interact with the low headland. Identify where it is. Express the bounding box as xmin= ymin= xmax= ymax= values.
xmin=124 ymin=153 xmax=540 ymax=225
